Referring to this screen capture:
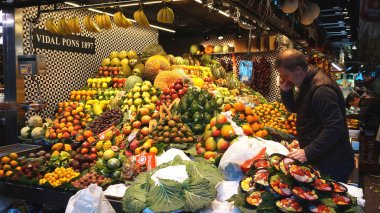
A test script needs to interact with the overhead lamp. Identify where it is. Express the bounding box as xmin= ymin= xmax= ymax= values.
xmin=361 ymin=64 xmax=364 ymax=68
xmin=64 ymin=1 xmax=176 ymax=33
xmin=332 ymin=62 xmax=343 ymax=71
xmin=218 ymin=35 xmax=224 ymax=40
xmin=352 ymin=45 xmax=357 ymax=50
xmin=344 ymin=16 xmax=349 ymax=19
